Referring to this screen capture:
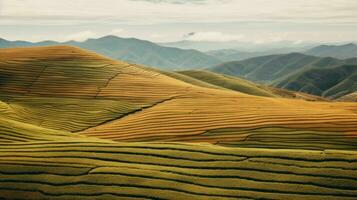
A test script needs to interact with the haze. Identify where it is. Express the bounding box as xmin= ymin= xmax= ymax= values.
xmin=1 ymin=0 xmax=357 ymax=44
